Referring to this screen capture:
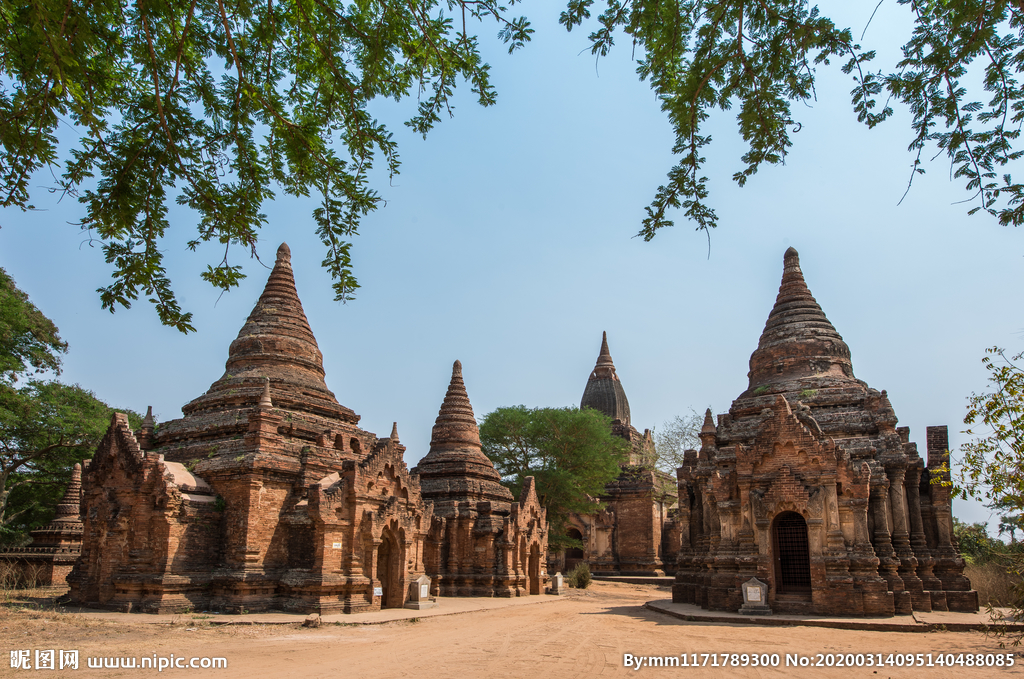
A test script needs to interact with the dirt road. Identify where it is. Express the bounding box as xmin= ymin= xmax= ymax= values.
xmin=1 ymin=583 xmax=1018 ymax=678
